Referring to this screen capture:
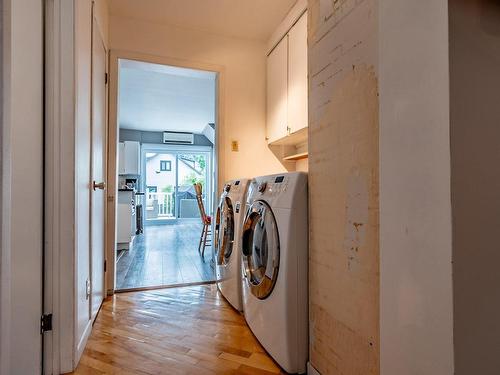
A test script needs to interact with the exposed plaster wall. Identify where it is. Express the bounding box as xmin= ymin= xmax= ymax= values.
xmin=449 ymin=1 xmax=500 ymax=374
xmin=308 ymin=1 xmax=379 ymax=374
xmin=379 ymin=1 xmax=454 ymax=374
xmin=109 ymin=15 xmax=286 ymax=184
